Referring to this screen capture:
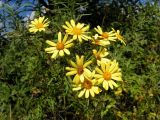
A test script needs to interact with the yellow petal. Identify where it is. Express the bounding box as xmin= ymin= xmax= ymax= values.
xmin=101 ymin=62 xmax=106 ymax=72
xmin=94 ymin=74 xmax=102 ymax=78
xmin=65 ymin=21 xmax=72 ymax=28
xmin=80 ymin=74 xmax=84 ymax=82
xmin=73 ymin=35 xmax=77 ymax=40
xmin=59 ymin=50 xmax=64 ymax=56
xmin=62 ymin=25 xmax=69 ymax=29
xmin=70 ymin=60 xmax=77 ymax=68
xmin=73 ymin=74 xmax=80 ymax=84
xmin=103 ymin=81 xmax=109 ymax=90
xmin=92 ymin=86 xmax=100 ymax=94
xmin=39 ymin=16 xmax=45 ymax=23
xmin=70 ymin=19 xmax=75 ymax=27
xmin=111 ymin=76 xmax=122 ymax=81
xmin=97 ymin=26 xmax=103 ymax=34
xmin=73 ymin=86 xmax=82 ymax=91
xmin=78 ymin=35 xmax=82 ymax=42
xmin=65 ymin=39 xmax=73 ymax=45
xmin=62 ymin=34 xmax=68 ymax=43
xmin=64 ymin=49 xmax=70 ymax=55
xmin=94 ymin=26 xmax=102 ymax=34
xmin=78 ymin=89 xmax=85 ymax=98
xmin=81 ymin=35 xmax=91 ymax=40
xmin=66 ymin=71 xmax=77 ymax=76
xmin=85 ymin=90 xmax=89 ymax=98
xmin=89 ymin=89 xmax=95 ymax=97
xmin=97 ymin=78 xmax=104 ymax=84
xmin=45 ymin=47 xmax=56 ymax=52
xmin=77 ymin=23 xmax=84 ymax=29
xmin=51 ymin=50 xmax=58 ymax=59
xmin=101 ymin=58 xmax=110 ymax=63
xmin=66 ymin=67 xmax=76 ymax=71
xmin=65 ymin=43 xmax=73 ymax=48
xmin=46 ymin=40 xmax=56 ymax=46
xmin=31 ymin=21 xmax=36 ymax=25
xmin=34 ymin=18 xmax=38 ymax=24
xmin=108 ymin=80 xmax=113 ymax=89
xmin=95 ymin=67 xmax=103 ymax=74
xmin=83 ymin=68 xmax=91 ymax=78
xmin=76 ymin=55 xmax=84 ymax=66
xmin=39 ymin=28 xmax=45 ymax=31
xmin=92 ymin=49 xmax=97 ymax=55
xmin=112 ymin=73 xmax=122 ymax=77
xmin=105 ymin=62 xmax=111 ymax=71
xmin=110 ymin=80 xmax=118 ymax=87
xmin=46 ymin=51 xmax=54 ymax=54
xmin=81 ymin=25 xmax=89 ymax=31
xmin=29 ymin=28 xmax=38 ymax=33
xmin=83 ymin=60 xmax=92 ymax=68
